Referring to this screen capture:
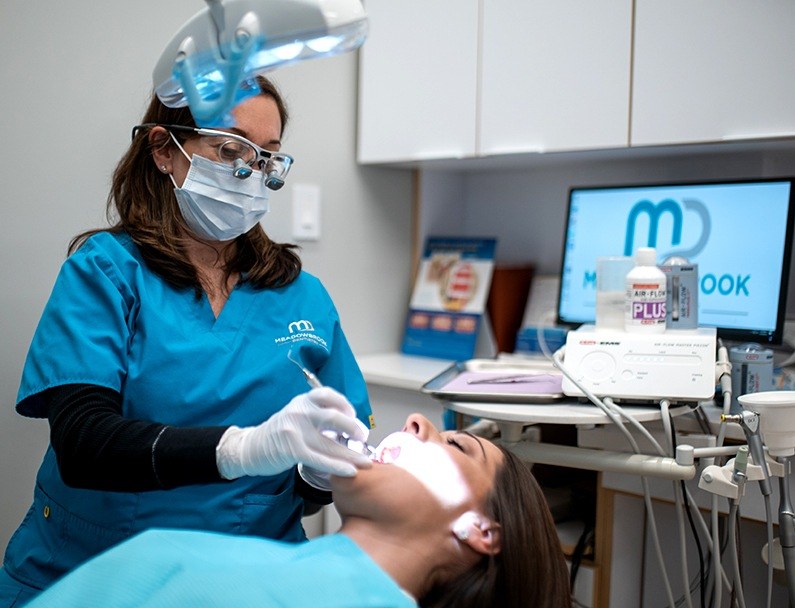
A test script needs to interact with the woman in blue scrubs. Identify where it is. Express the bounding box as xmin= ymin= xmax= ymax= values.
xmin=0 ymin=76 xmax=373 ymax=606
xmin=24 ymin=414 xmax=571 ymax=608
